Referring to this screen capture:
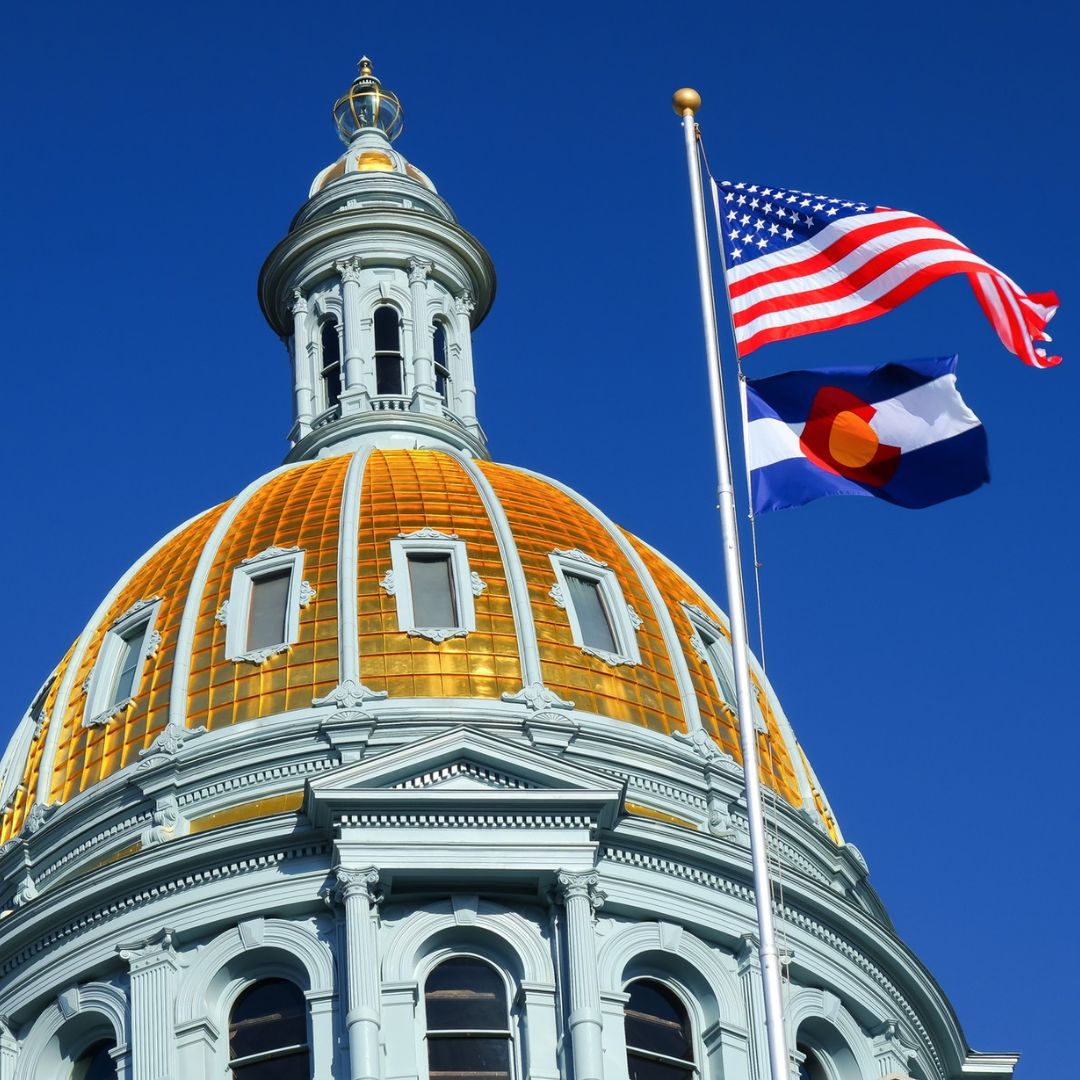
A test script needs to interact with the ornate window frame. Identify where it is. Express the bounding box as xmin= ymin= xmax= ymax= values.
xmin=382 ymin=528 xmax=485 ymax=643
xmin=216 ymin=546 xmax=315 ymax=664
xmin=548 ymin=548 xmax=641 ymax=667
xmin=623 ymin=976 xmax=701 ymax=1078
xmin=83 ymin=596 xmax=163 ymax=729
